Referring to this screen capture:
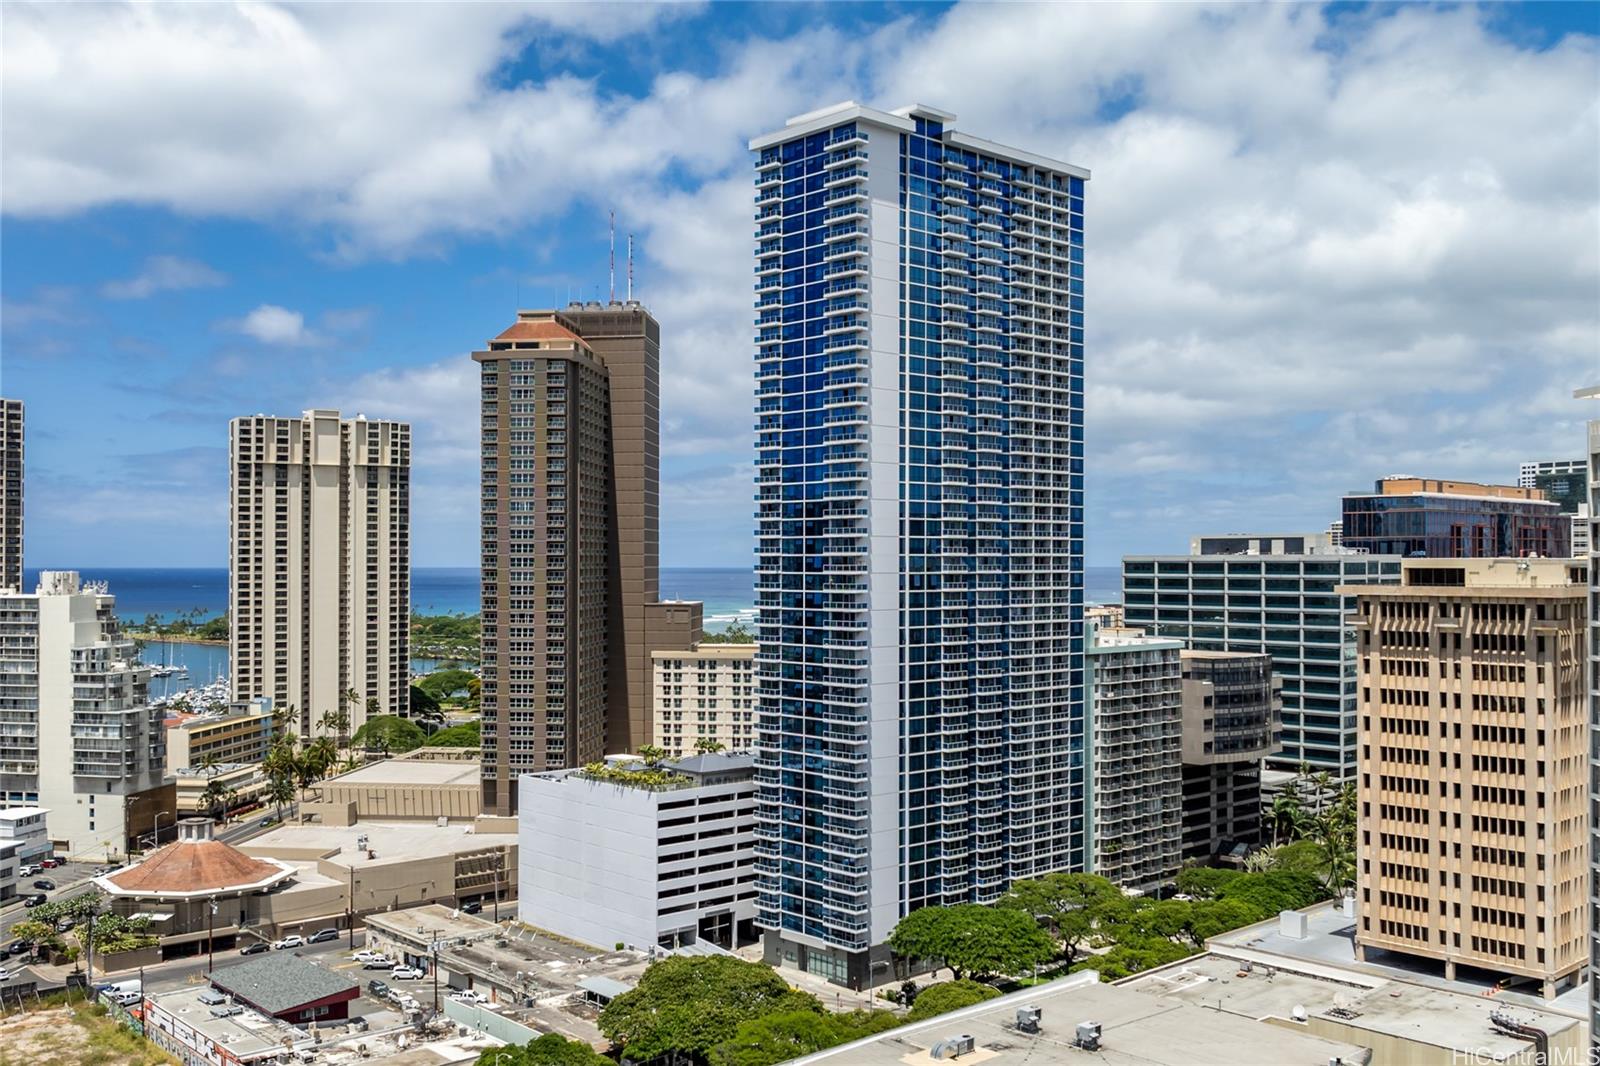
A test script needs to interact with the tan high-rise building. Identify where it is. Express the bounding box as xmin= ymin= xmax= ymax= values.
xmin=652 ymin=642 xmax=758 ymax=758
xmin=0 ymin=398 xmax=21 ymax=592
xmin=474 ymin=303 xmax=698 ymax=815
xmin=228 ymin=410 xmax=410 ymax=739
xmin=1351 ymin=558 xmax=1588 ymax=999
